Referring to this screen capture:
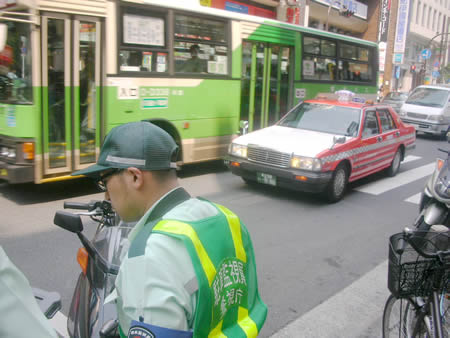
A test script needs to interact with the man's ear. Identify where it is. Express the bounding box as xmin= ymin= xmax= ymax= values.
xmin=126 ymin=167 xmax=145 ymax=188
